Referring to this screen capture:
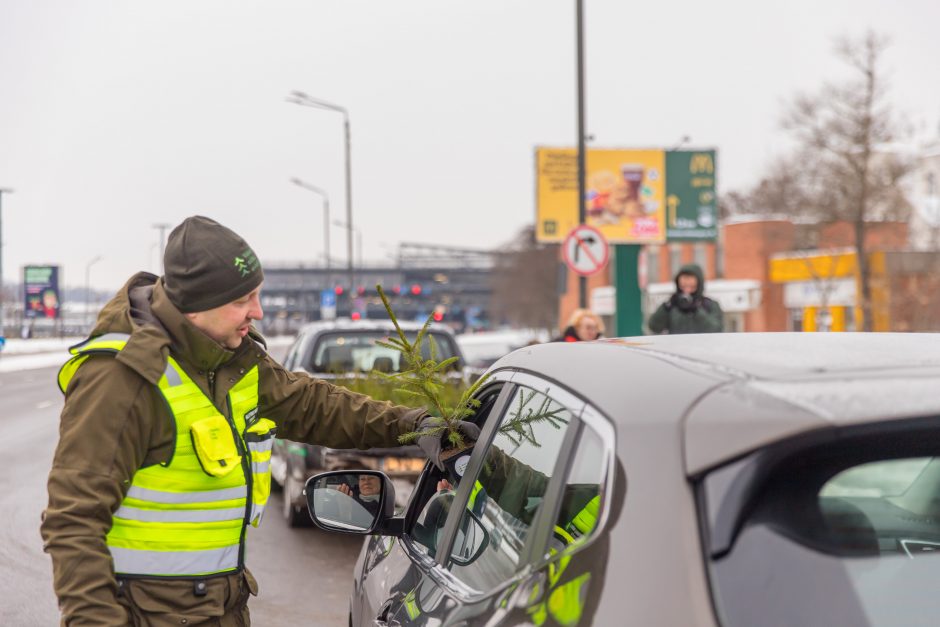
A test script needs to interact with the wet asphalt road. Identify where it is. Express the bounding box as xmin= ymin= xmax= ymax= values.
xmin=0 ymin=355 xmax=363 ymax=626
